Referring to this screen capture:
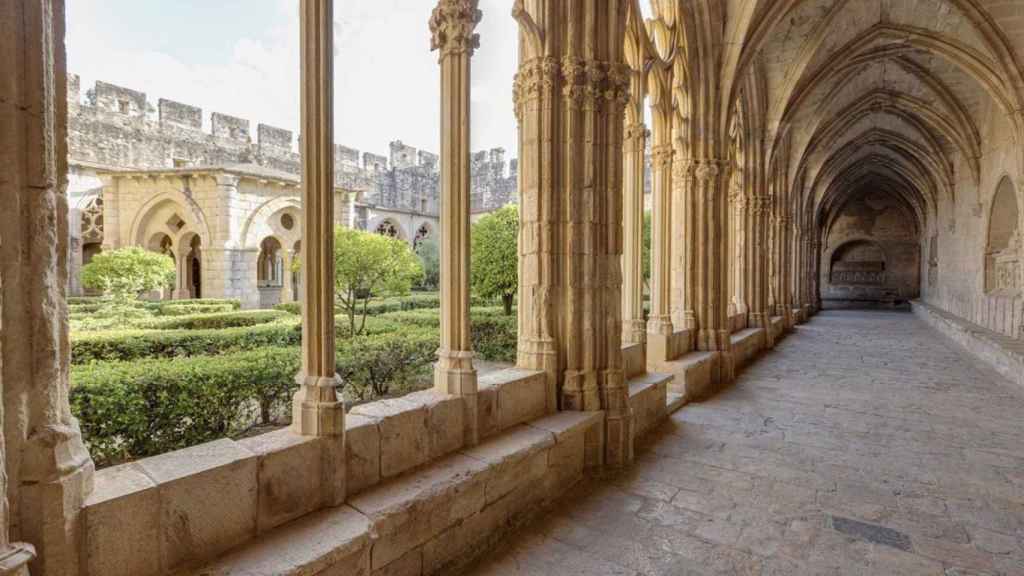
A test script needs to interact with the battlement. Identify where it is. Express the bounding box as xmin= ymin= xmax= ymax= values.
xmin=67 ymin=74 xmax=519 ymax=213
